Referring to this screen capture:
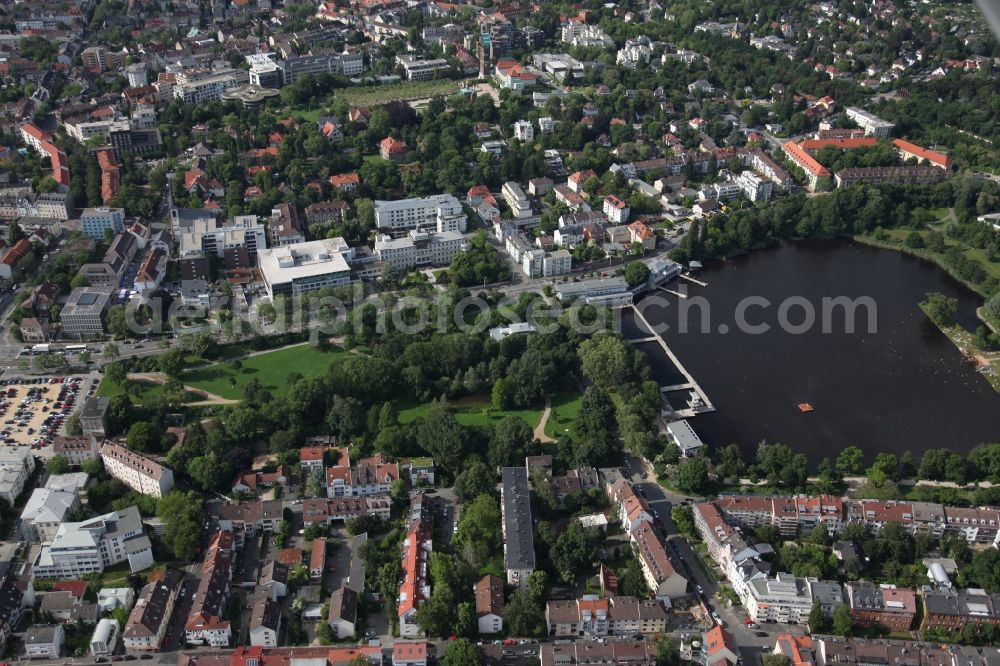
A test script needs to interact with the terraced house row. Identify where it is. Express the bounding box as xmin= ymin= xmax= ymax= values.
xmin=703 ymin=495 xmax=1000 ymax=544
